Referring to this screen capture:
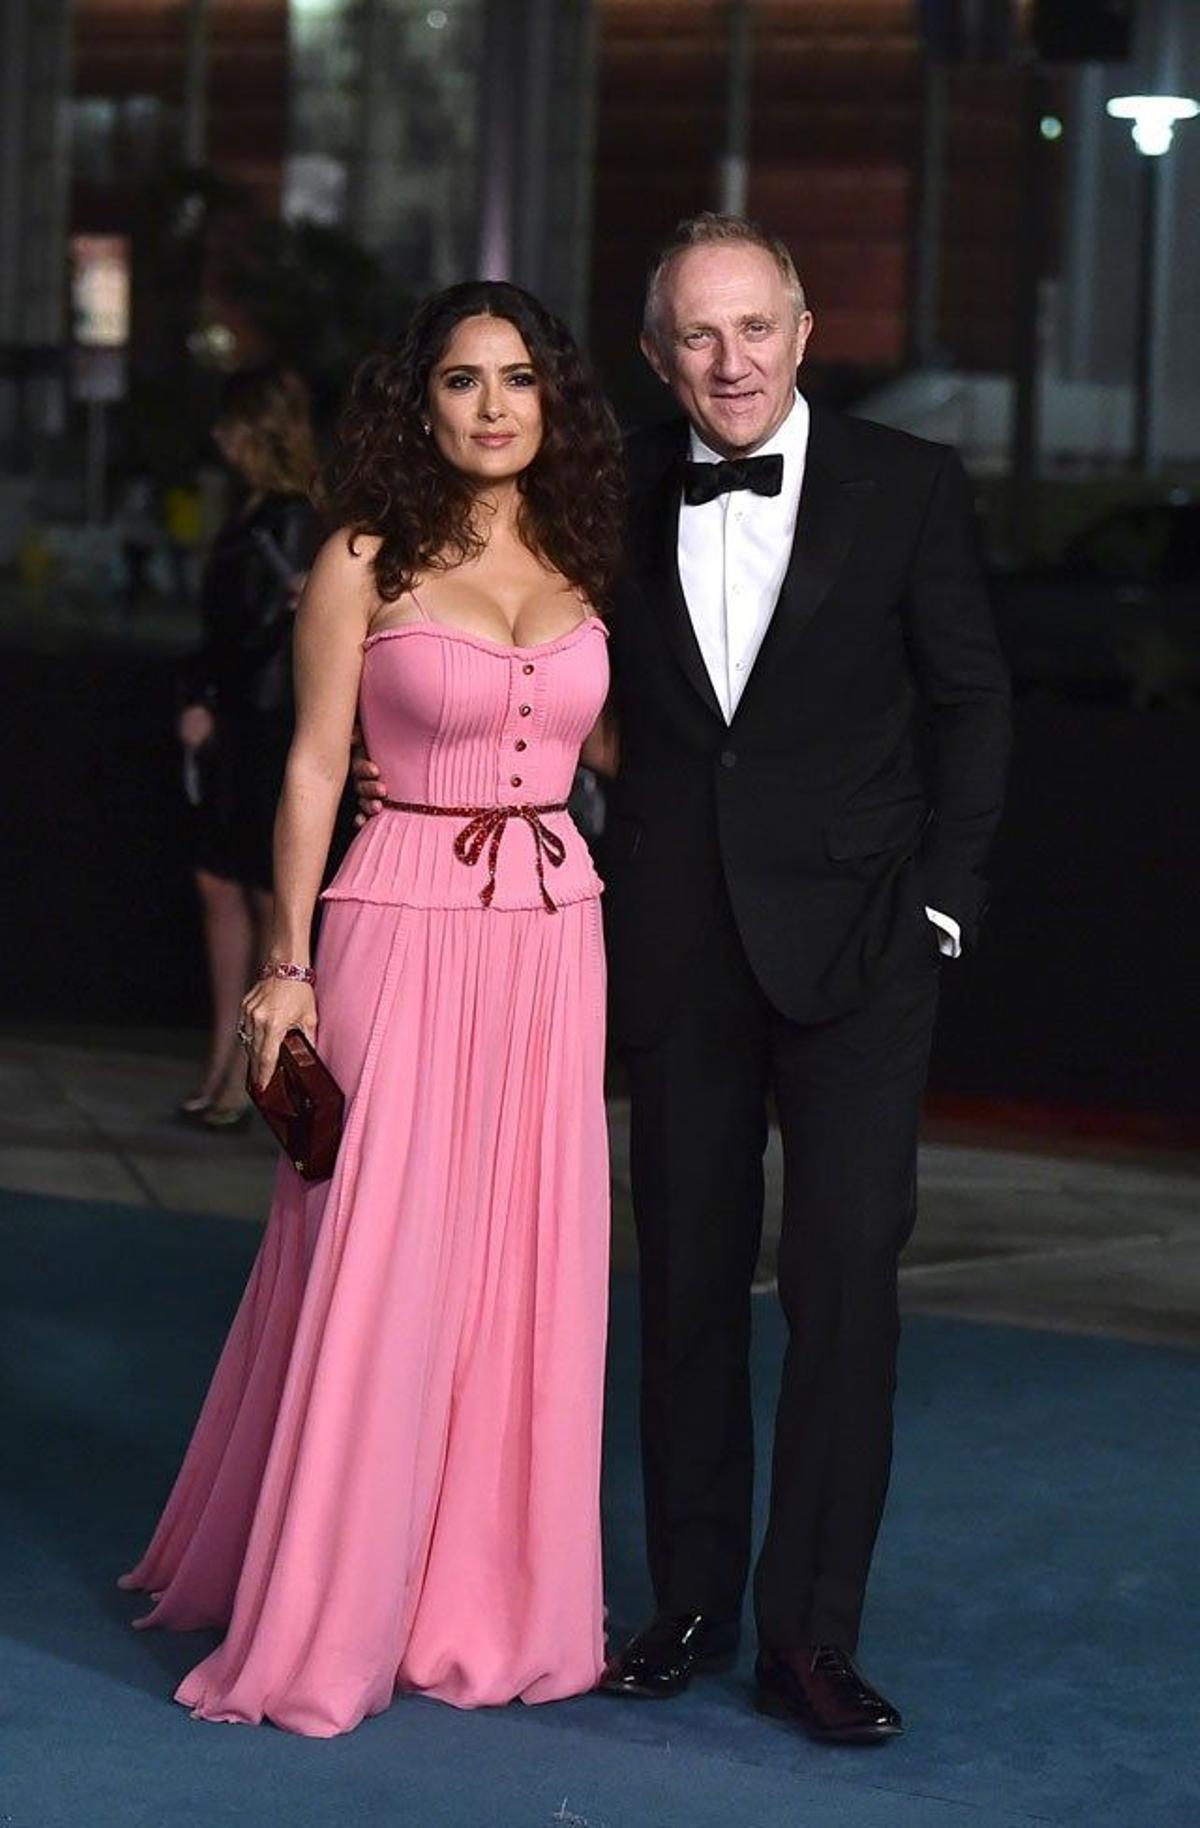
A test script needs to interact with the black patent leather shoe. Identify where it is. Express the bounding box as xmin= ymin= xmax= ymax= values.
xmin=755 ymin=1646 xmax=903 ymax=1743
xmin=599 ymin=1613 xmax=740 ymax=1698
